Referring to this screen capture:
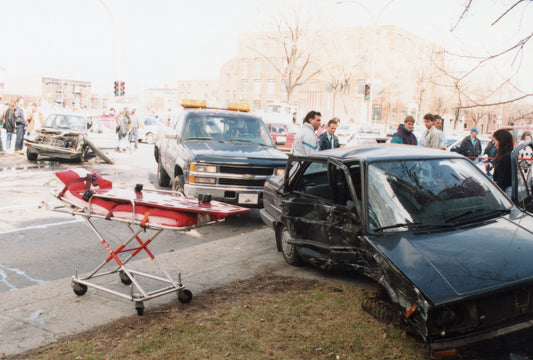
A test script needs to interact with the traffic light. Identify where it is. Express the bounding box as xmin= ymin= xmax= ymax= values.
xmin=114 ymin=81 xmax=119 ymax=96
xmin=364 ymin=84 xmax=370 ymax=100
xmin=120 ymin=81 xmax=125 ymax=96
